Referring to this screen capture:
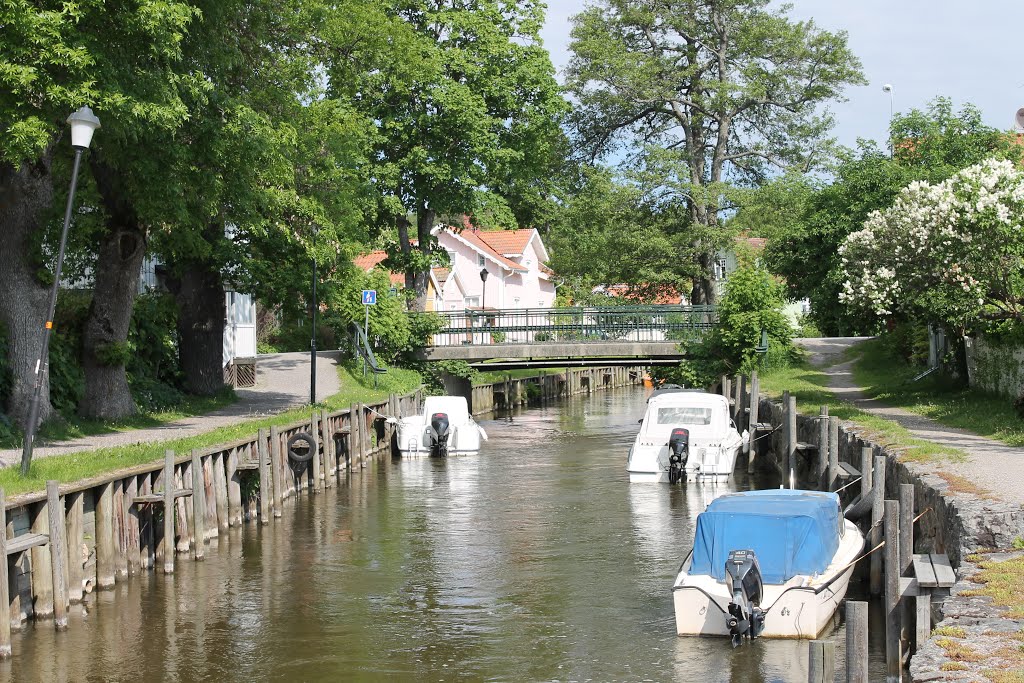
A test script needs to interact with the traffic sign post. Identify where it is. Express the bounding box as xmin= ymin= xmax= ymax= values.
xmin=361 ymin=290 xmax=376 ymax=377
